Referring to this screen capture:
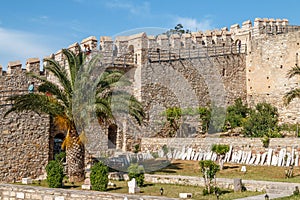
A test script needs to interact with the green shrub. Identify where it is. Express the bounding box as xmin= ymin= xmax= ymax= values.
xmin=45 ymin=160 xmax=64 ymax=188
xmin=225 ymin=98 xmax=249 ymax=130
xmin=163 ymin=107 xmax=182 ymax=136
xmin=243 ymin=102 xmax=279 ymax=137
xmin=199 ymin=160 xmax=220 ymax=195
xmin=197 ymin=107 xmax=211 ymax=133
xmin=54 ymin=151 xmax=66 ymax=163
xmin=162 ymin=144 xmax=168 ymax=155
xmin=90 ymin=161 xmax=109 ymax=191
xmin=128 ymin=163 xmax=145 ymax=187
